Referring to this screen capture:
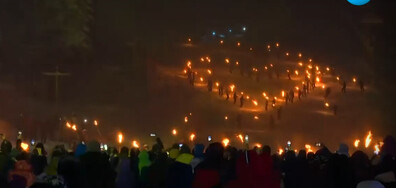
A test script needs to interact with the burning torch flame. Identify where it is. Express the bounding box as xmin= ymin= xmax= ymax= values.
xmin=316 ymin=66 xmax=319 ymax=71
xmin=365 ymin=131 xmax=372 ymax=148
xmin=316 ymin=77 xmax=320 ymax=83
xmin=295 ymin=86 xmax=300 ymax=90
xmin=200 ymin=57 xmax=204 ymax=62
xmin=187 ymin=61 xmax=192 ymax=68
xmin=254 ymin=116 xmax=259 ymax=120
xmin=230 ymin=85 xmax=235 ymax=92
xmin=278 ymin=148 xmax=284 ymax=155
xmin=66 ymin=122 xmax=72 ymax=128
xmin=308 ymin=65 xmax=313 ymax=69
xmin=298 ymin=62 xmax=303 ymax=67
xmin=215 ymin=82 xmax=219 ymax=87
xmin=252 ymin=100 xmax=258 ymax=106
xmin=225 ymin=58 xmax=230 ymax=64
xmin=200 ymin=77 xmax=204 ymax=82
xmin=118 ymin=133 xmax=123 ymax=144
xmin=237 ymin=134 xmax=244 ymax=143
xmin=222 ymin=138 xmax=230 ymax=147
xmin=374 ymin=144 xmax=380 ymax=154
xmin=94 ymin=120 xmax=98 ymax=126
xmin=281 ymin=91 xmax=285 ymax=97
xmin=21 ymin=142 xmax=29 ymax=151
xmin=262 ymin=92 xmax=267 ymax=97
xmin=207 ymin=69 xmax=212 ymax=74
xmin=295 ymin=70 xmax=299 ymax=75
xmin=354 ymin=139 xmax=360 ymax=148
xmin=353 ymin=78 xmax=357 ymax=83
xmin=184 ymin=116 xmax=188 ymax=123
xmin=190 ymin=133 xmax=196 ymax=141
xmin=132 ymin=140 xmax=139 ymax=148
xmin=325 ymin=102 xmax=330 ymax=107
xmin=305 ymin=144 xmax=313 ymax=153
xmin=255 ymin=143 xmax=262 ymax=148
xmin=336 ymin=76 xmax=340 ymax=81
xmin=172 ymin=129 xmax=177 ymax=135
xmin=72 ymin=125 xmax=77 ymax=131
